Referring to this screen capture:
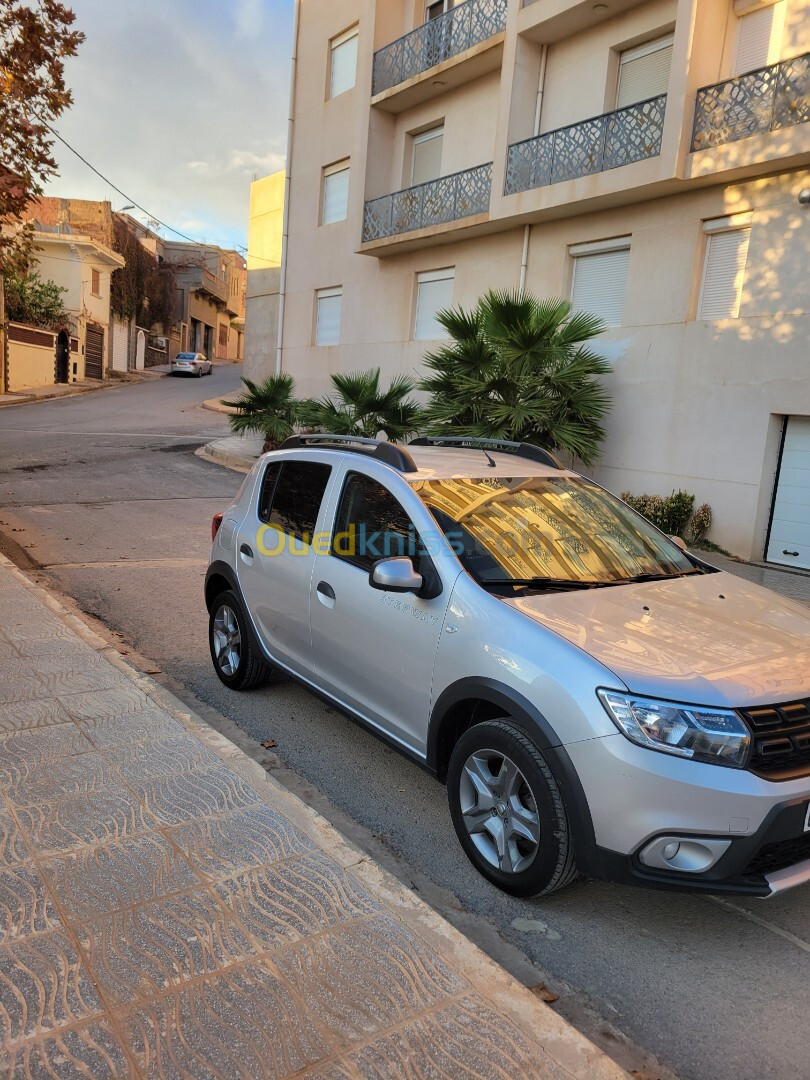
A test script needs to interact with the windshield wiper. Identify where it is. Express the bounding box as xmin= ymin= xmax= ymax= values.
xmin=622 ymin=569 xmax=704 ymax=584
xmin=478 ymin=578 xmax=611 ymax=592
